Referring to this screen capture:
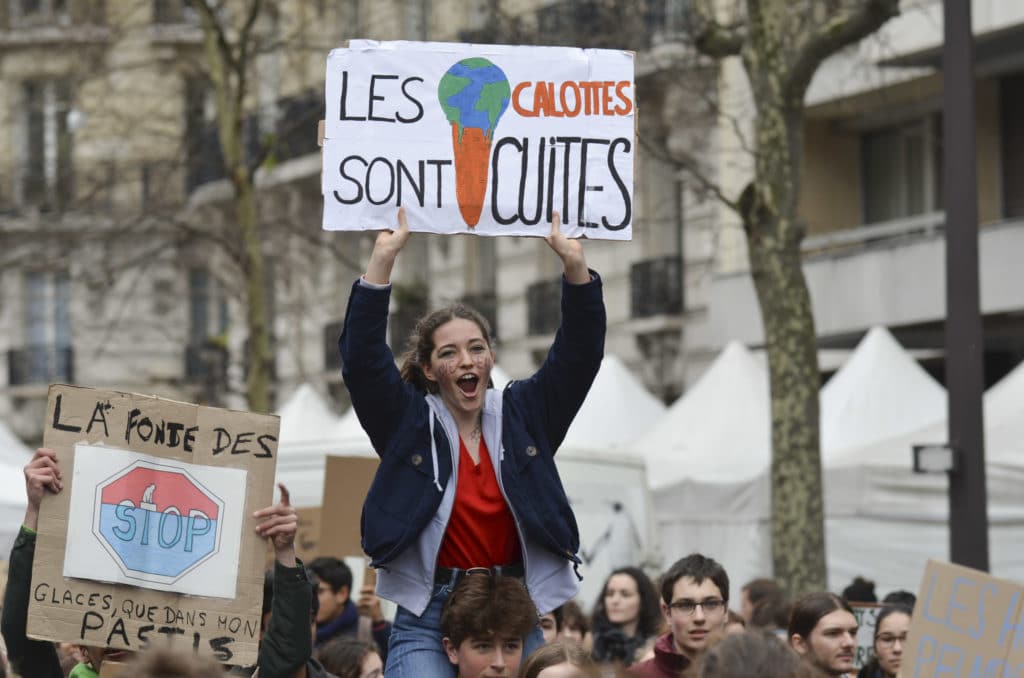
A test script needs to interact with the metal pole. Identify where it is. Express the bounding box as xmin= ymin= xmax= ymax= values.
xmin=943 ymin=0 xmax=989 ymax=570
